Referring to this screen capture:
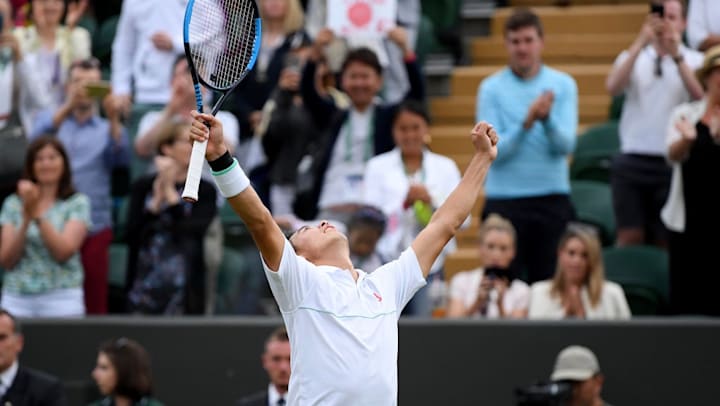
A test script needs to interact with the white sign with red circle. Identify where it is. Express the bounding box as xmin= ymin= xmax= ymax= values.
xmin=327 ymin=0 xmax=397 ymax=38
